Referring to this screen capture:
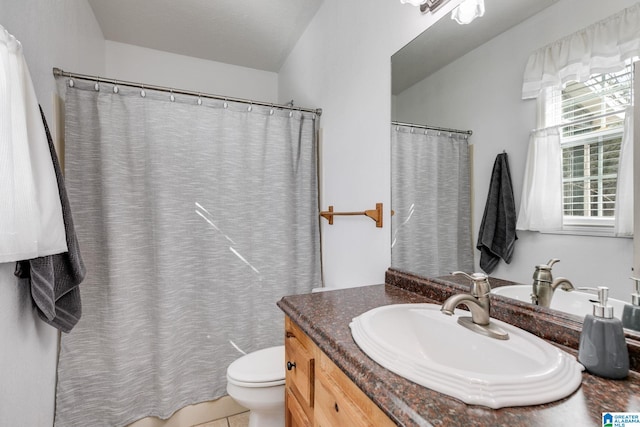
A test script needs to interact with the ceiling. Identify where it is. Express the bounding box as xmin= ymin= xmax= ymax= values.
xmin=88 ymin=0 xmax=324 ymax=72
xmin=392 ymin=0 xmax=559 ymax=94
xmin=88 ymin=0 xmax=559 ymax=89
